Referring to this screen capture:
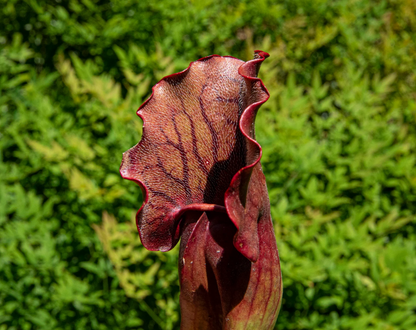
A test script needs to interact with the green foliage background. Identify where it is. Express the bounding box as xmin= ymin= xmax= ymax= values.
xmin=1 ymin=0 xmax=416 ymax=329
